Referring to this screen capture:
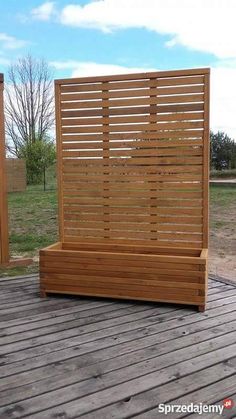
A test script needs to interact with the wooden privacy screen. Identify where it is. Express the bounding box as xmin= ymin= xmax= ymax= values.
xmin=0 ymin=73 xmax=9 ymax=264
xmin=40 ymin=68 xmax=210 ymax=311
